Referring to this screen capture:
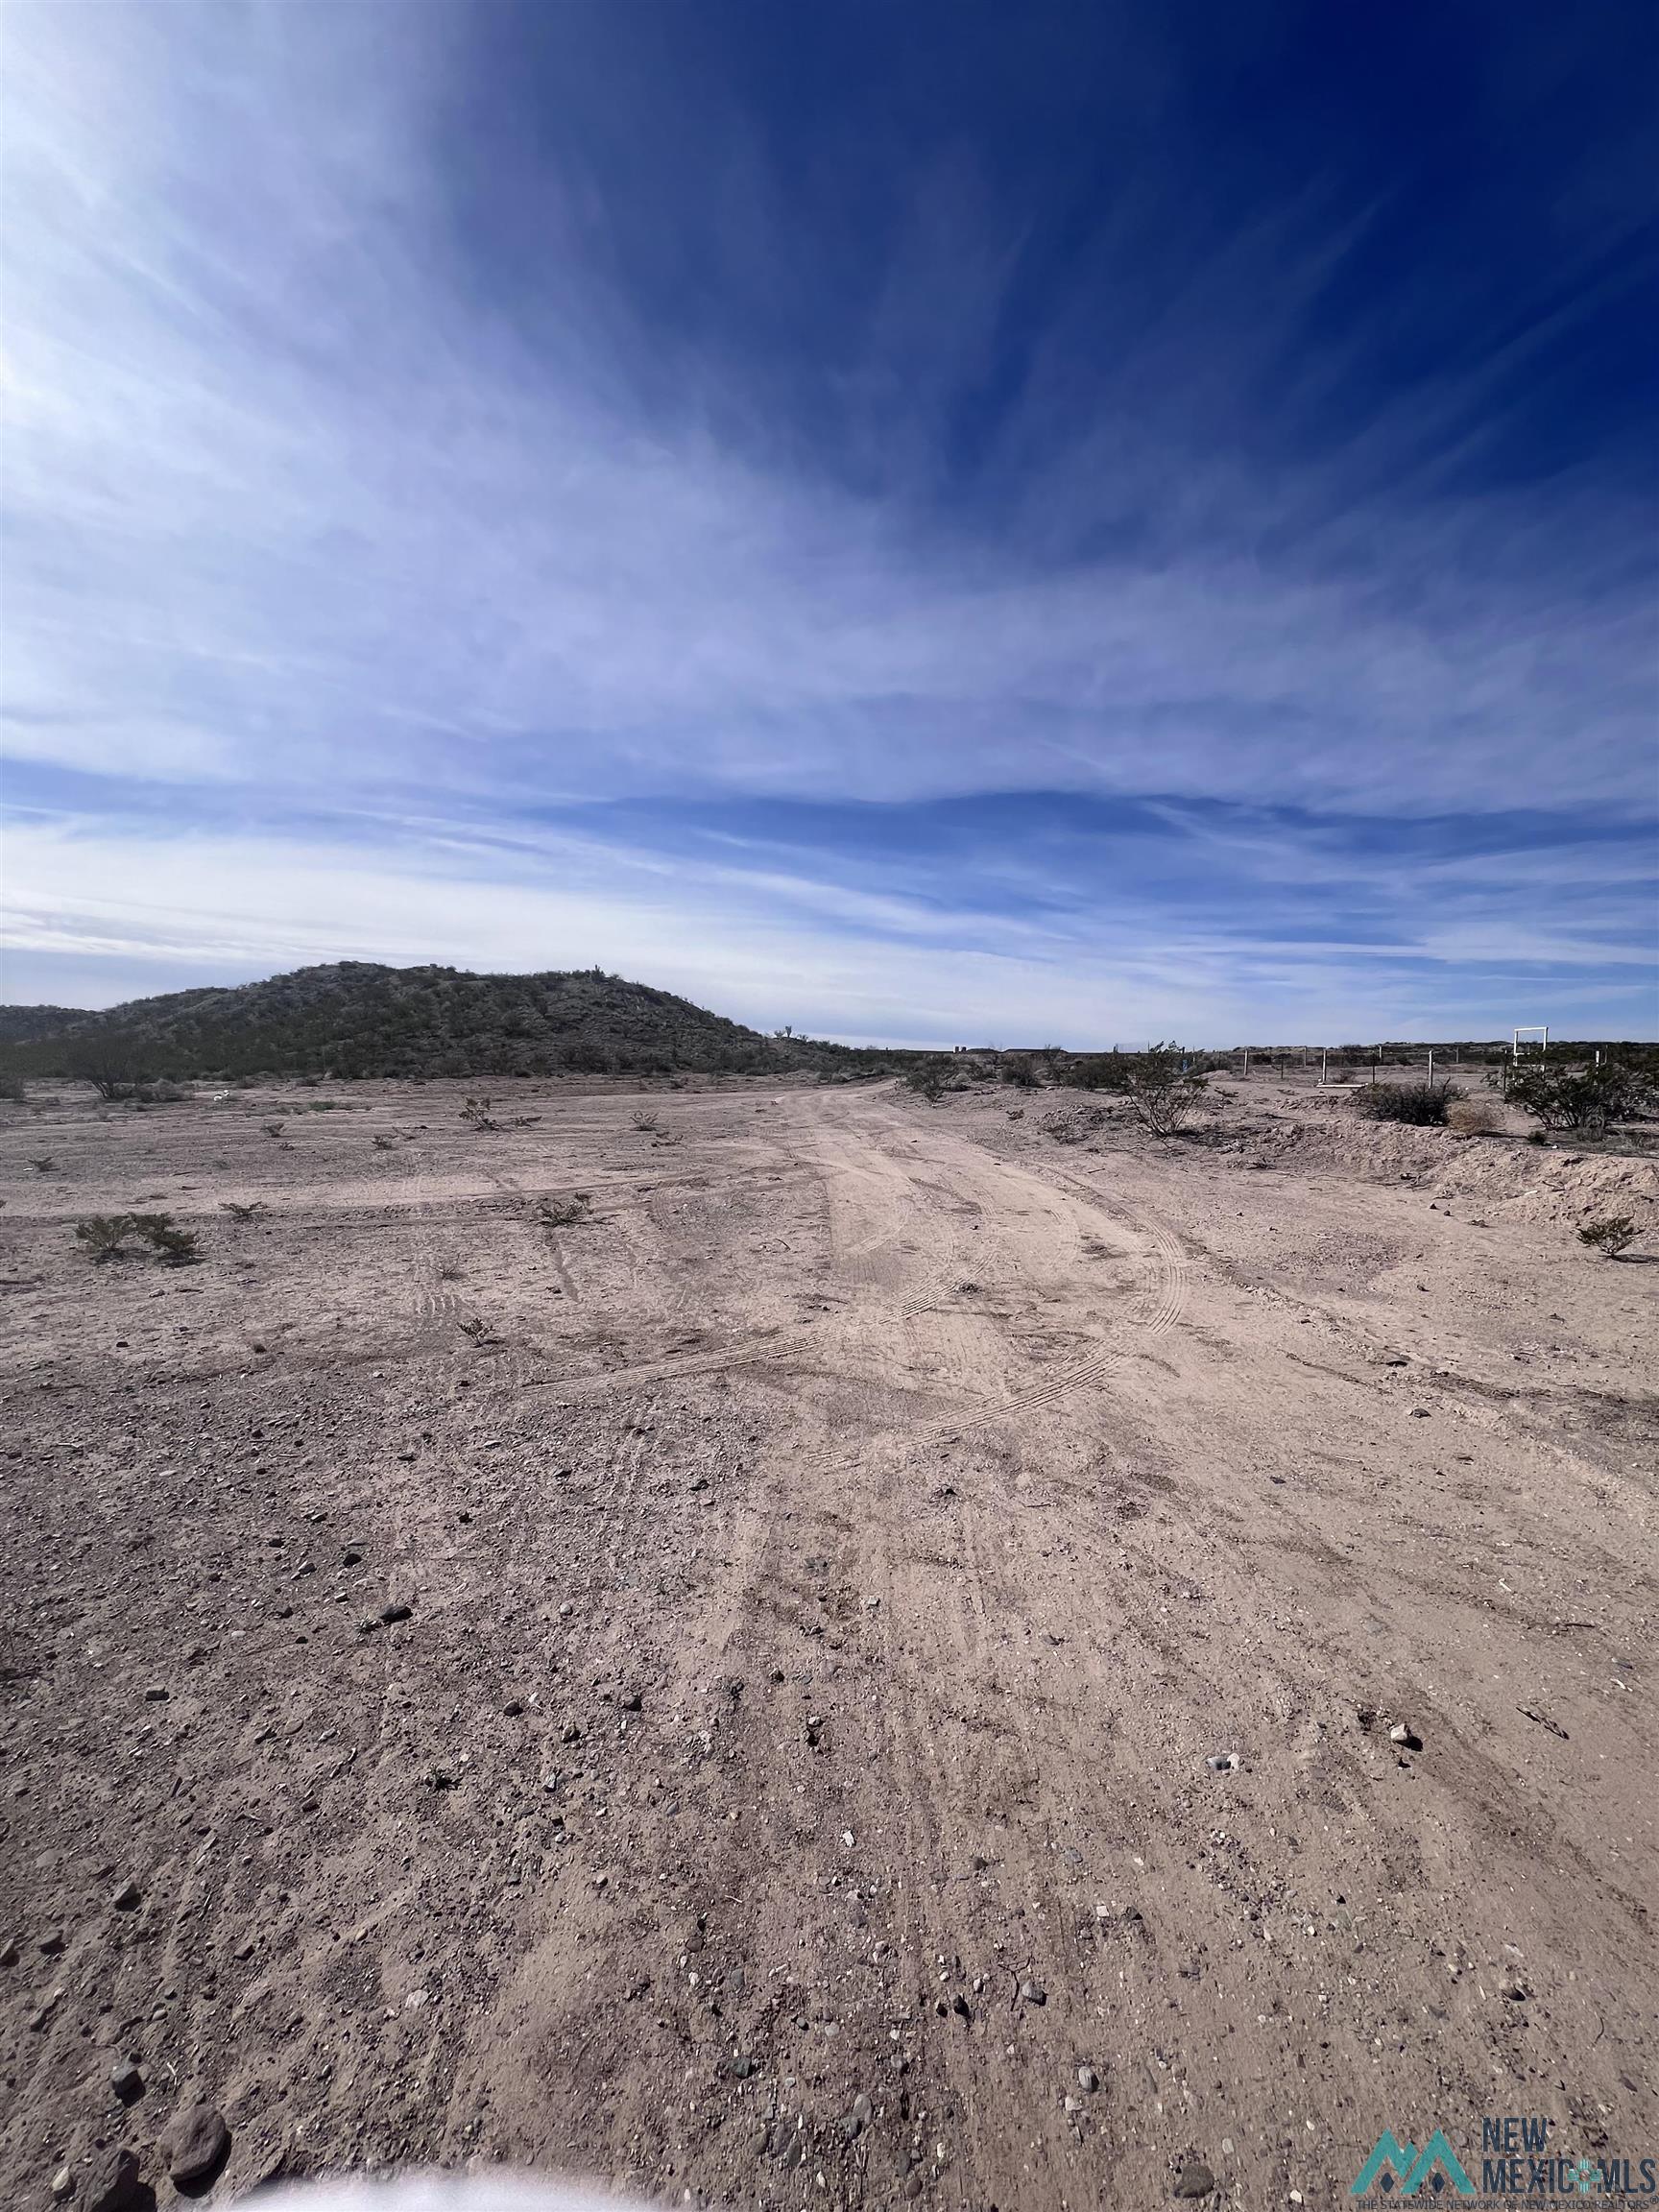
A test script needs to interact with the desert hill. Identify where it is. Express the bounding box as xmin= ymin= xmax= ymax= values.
xmin=0 ymin=960 xmax=873 ymax=1080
